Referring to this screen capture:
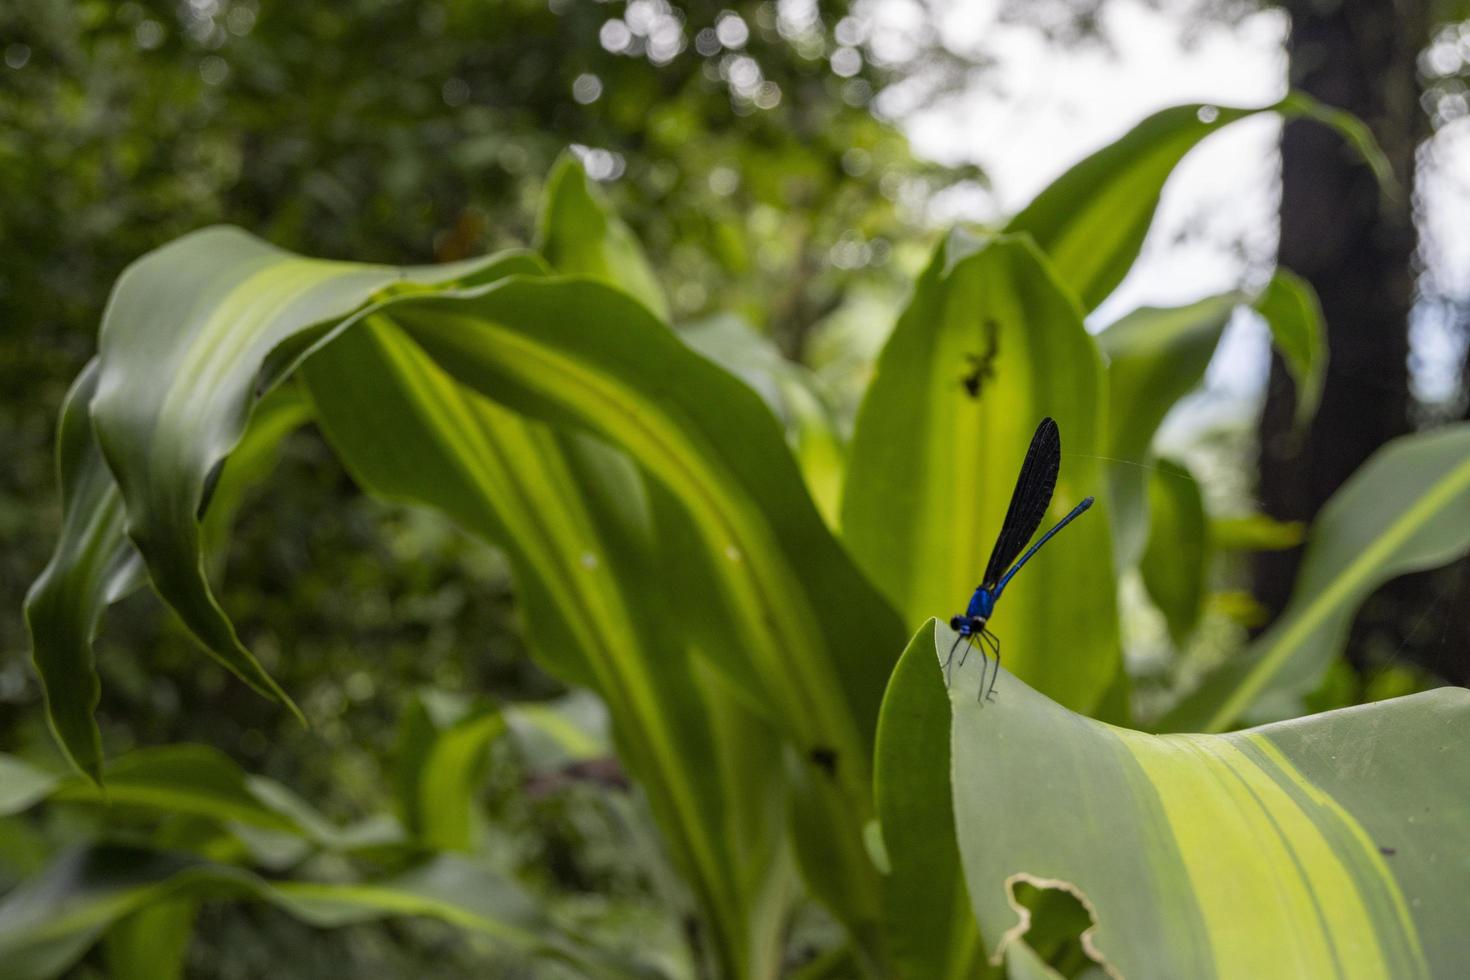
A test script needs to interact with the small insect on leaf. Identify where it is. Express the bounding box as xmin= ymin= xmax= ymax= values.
xmin=961 ymin=317 xmax=1001 ymax=399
